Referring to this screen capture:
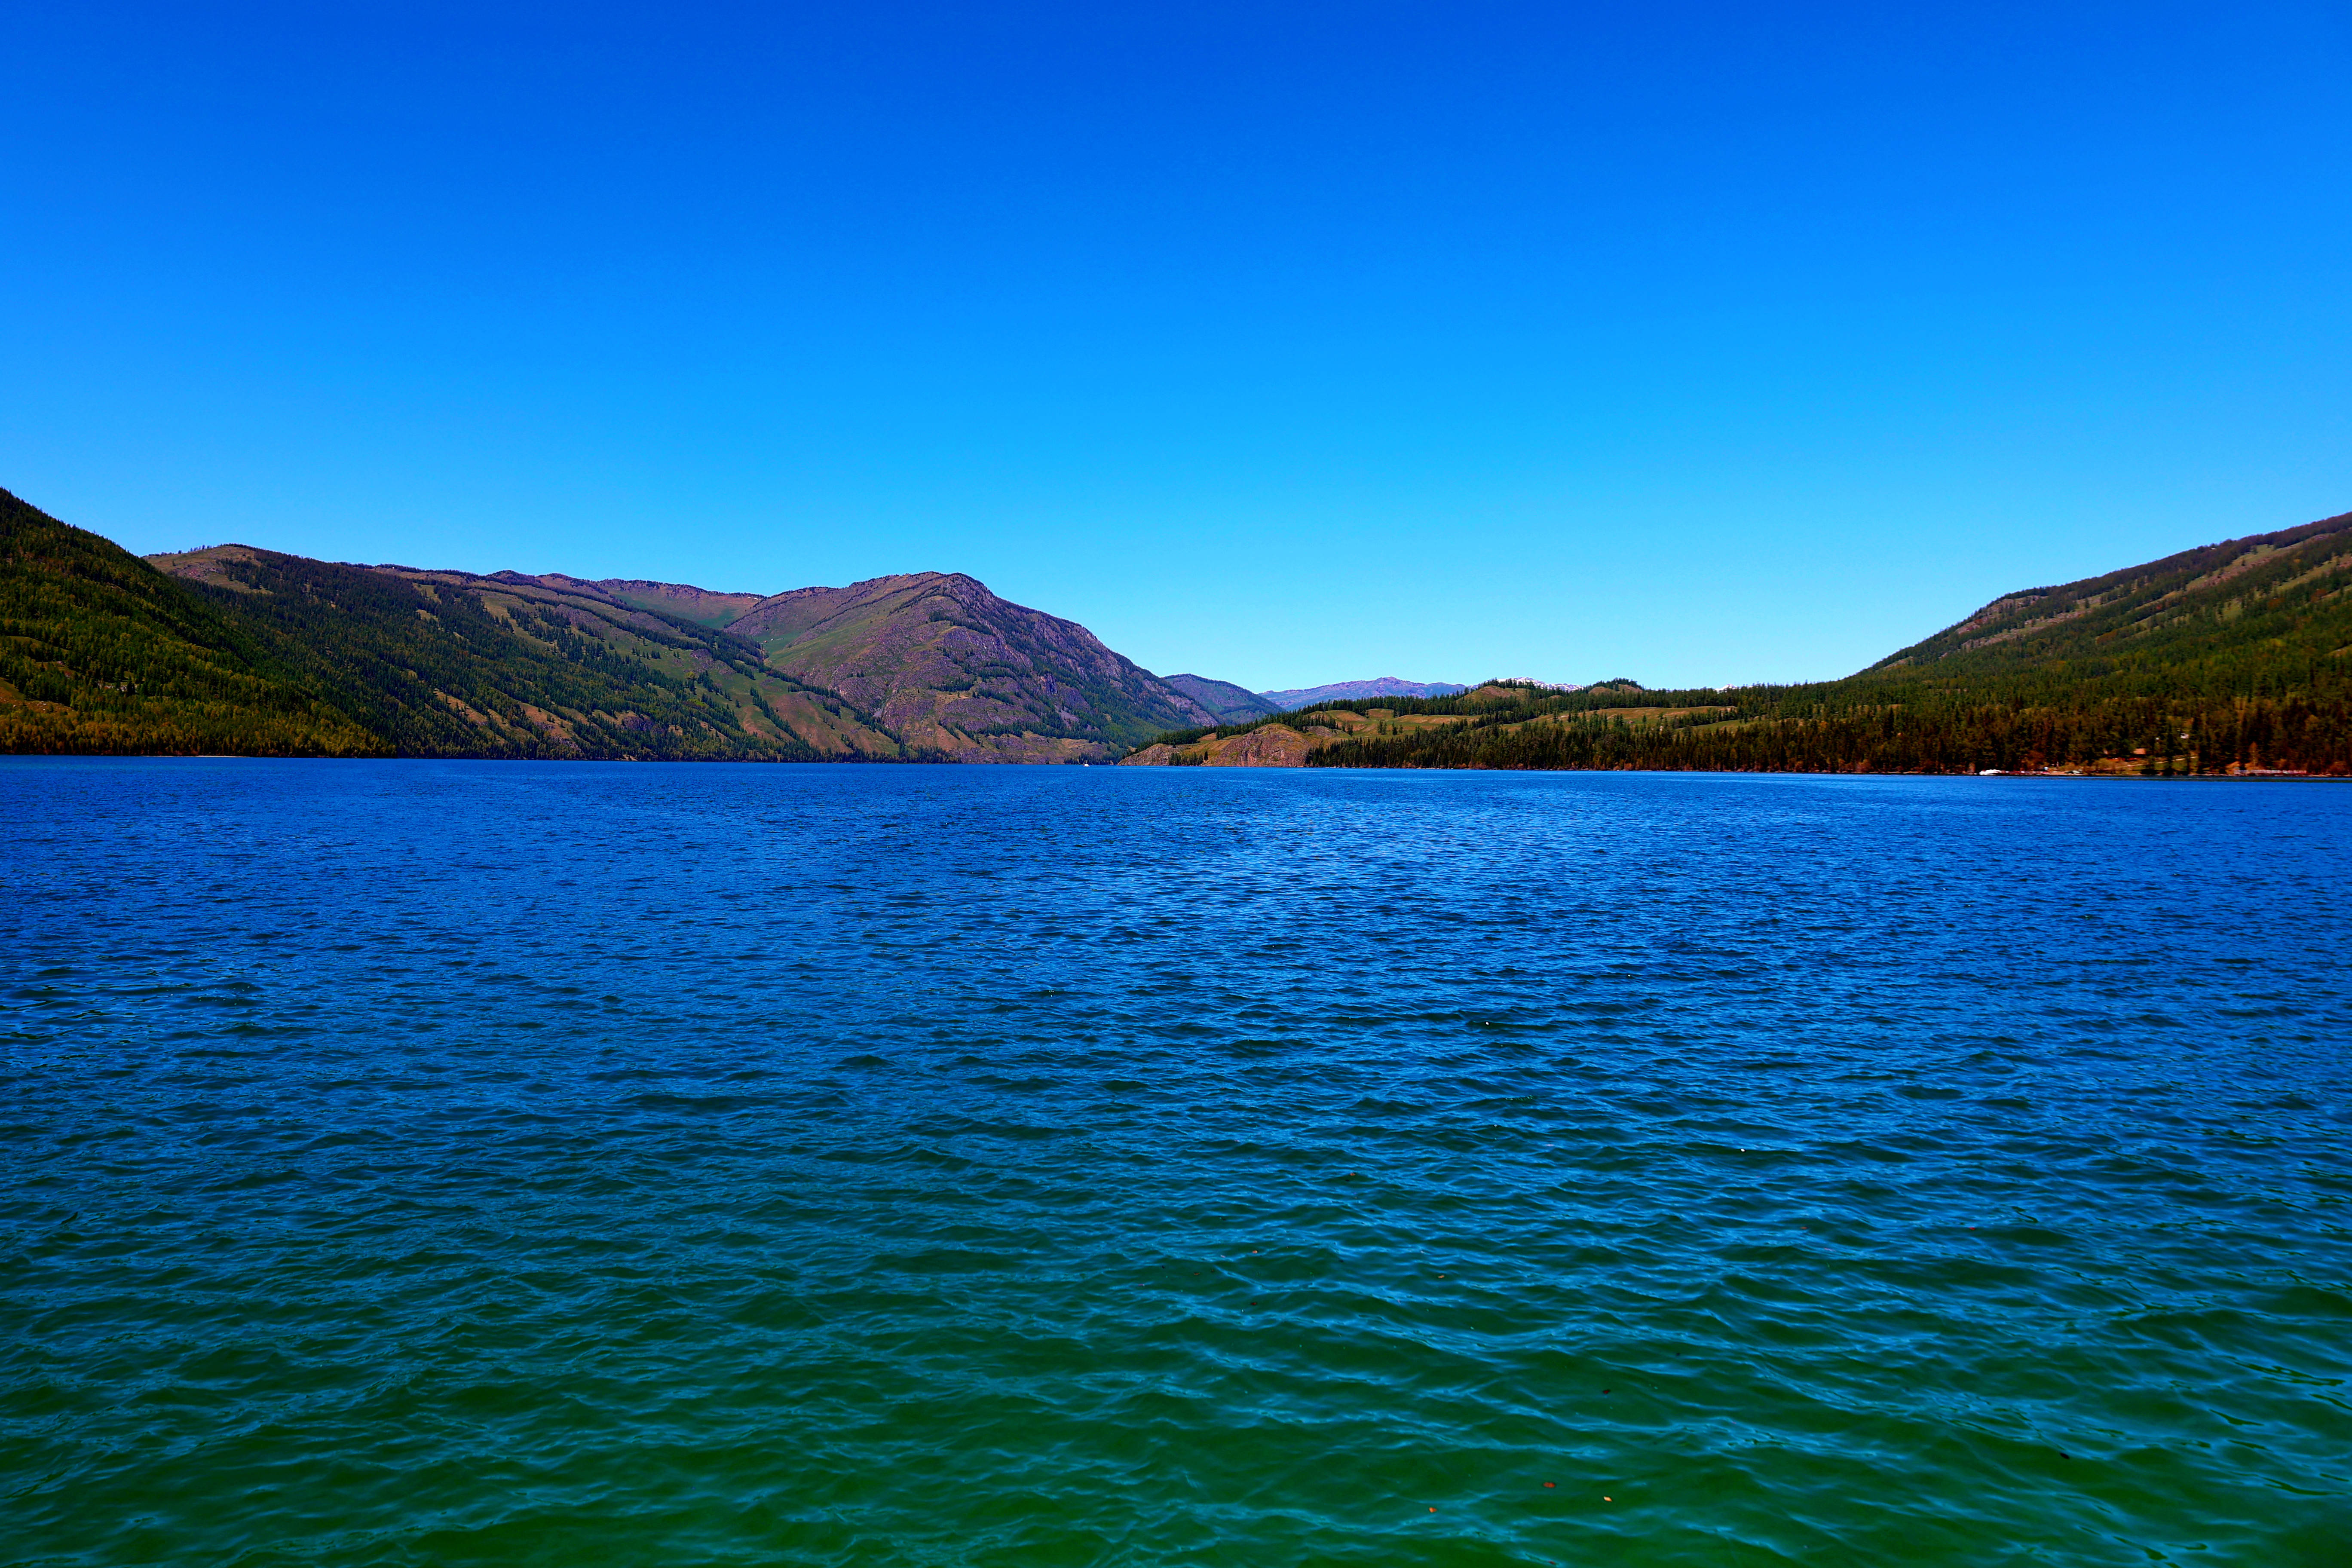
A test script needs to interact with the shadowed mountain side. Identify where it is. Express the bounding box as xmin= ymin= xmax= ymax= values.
xmin=0 ymin=490 xmax=381 ymax=755
xmin=726 ymin=572 xmax=1217 ymax=760
xmin=144 ymin=547 xmax=896 ymax=760
xmin=1161 ymin=674 xmax=1281 ymax=724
